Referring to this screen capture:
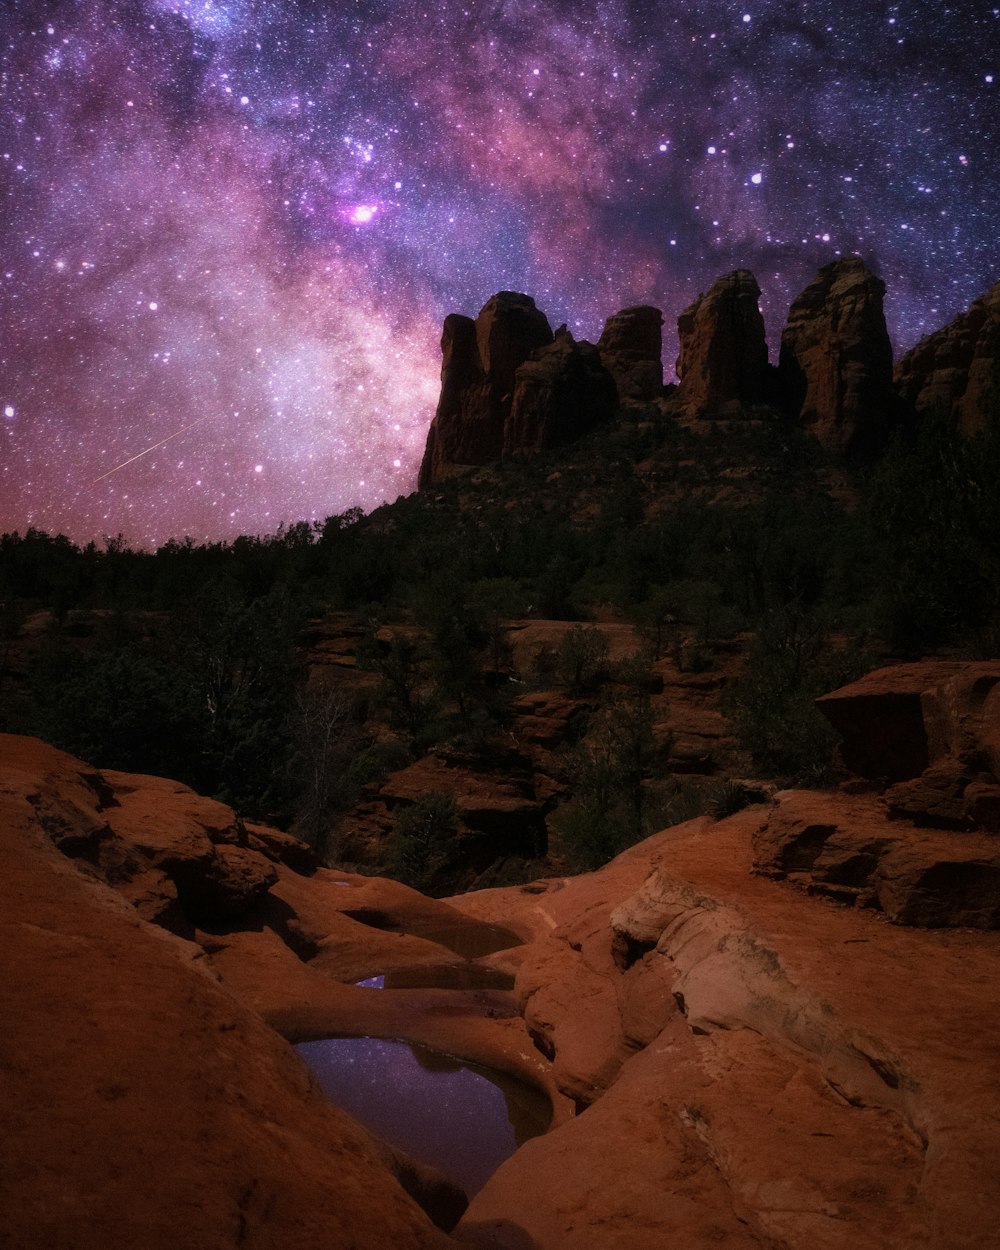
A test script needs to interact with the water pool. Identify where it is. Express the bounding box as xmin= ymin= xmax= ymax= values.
xmin=297 ymin=1035 xmax=549 ymax=1196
